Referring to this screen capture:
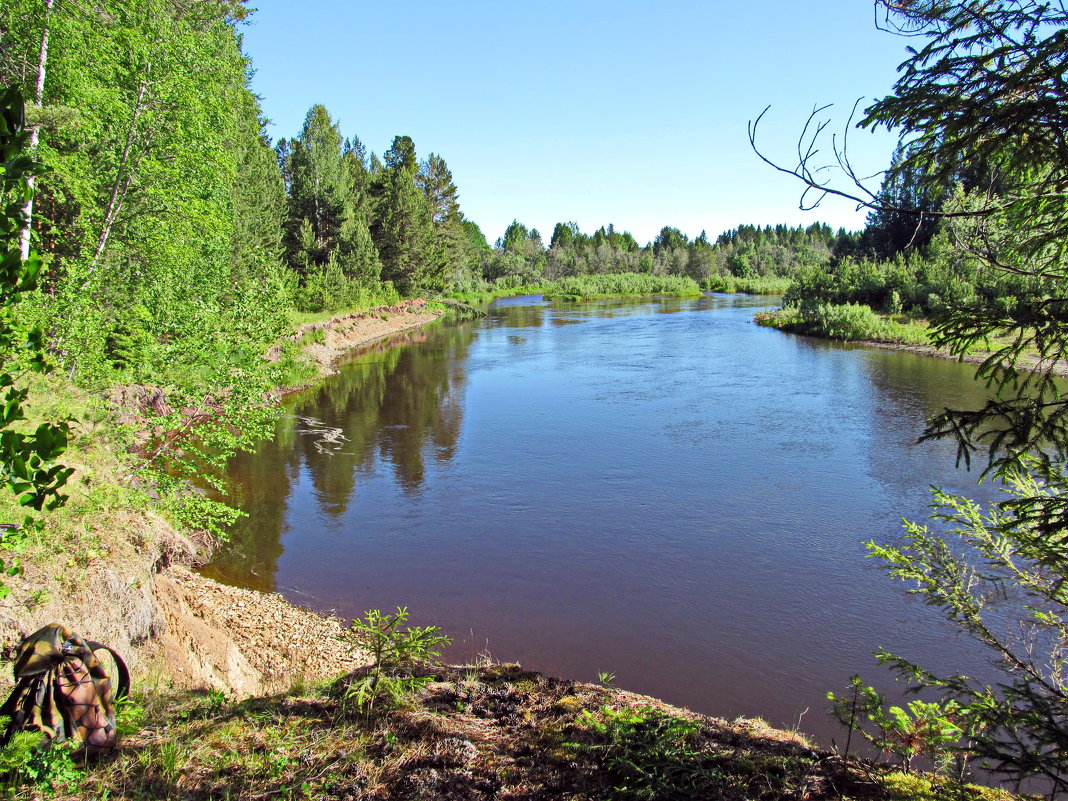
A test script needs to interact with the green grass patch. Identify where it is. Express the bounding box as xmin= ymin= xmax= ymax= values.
xmin=285 ymin=293 xmax=401 ymax=330
xmin=448 ymin=284 xmax=552 ymax=304
xmin=756 ymin=302 xmax=930 ymax=345
xmin=542 ymin=273 xmax=703 ymax=301
xmin=704 ymin=275 xmax=793 ymax=295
